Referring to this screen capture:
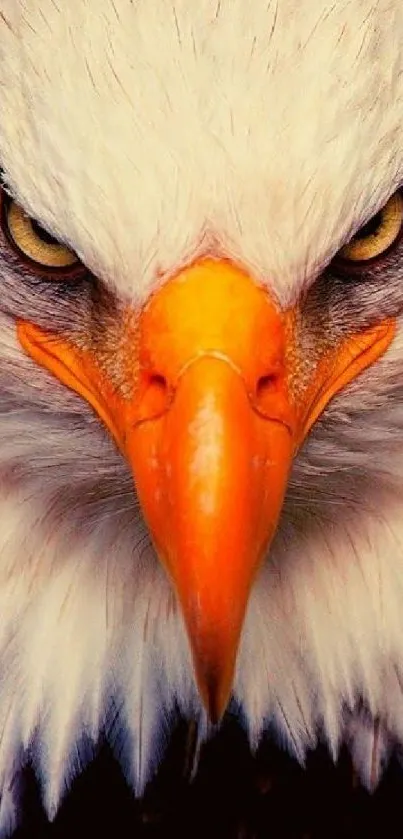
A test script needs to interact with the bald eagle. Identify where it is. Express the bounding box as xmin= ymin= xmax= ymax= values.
xmin=0 ymin=0 xmax=403 ymax=832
